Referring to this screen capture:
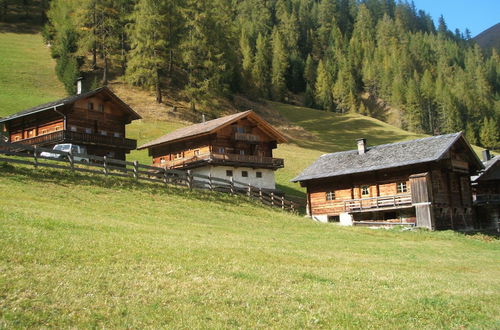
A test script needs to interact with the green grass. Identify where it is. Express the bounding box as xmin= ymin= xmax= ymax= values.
xmin=0 ymin=32 xmax=65 ymax=117
xmin=0 ymin=164 xmax=499 ymax=328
